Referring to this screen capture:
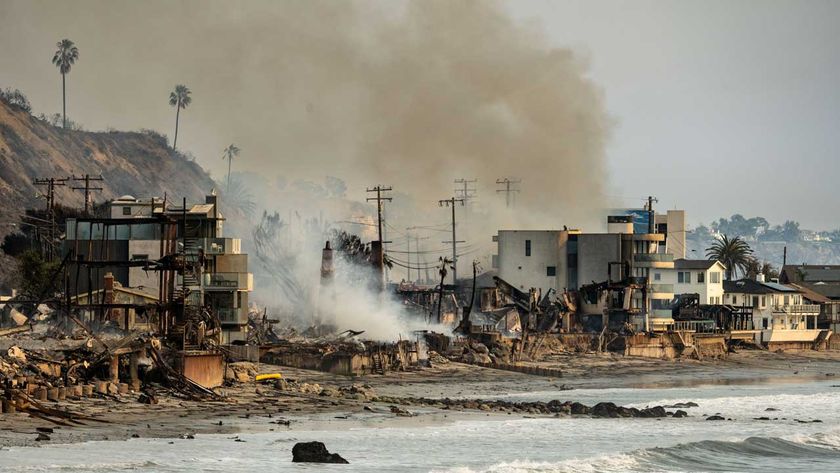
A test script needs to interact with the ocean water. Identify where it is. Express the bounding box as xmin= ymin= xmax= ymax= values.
xmin=3 ymin=379 xmax=840 ymax=472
